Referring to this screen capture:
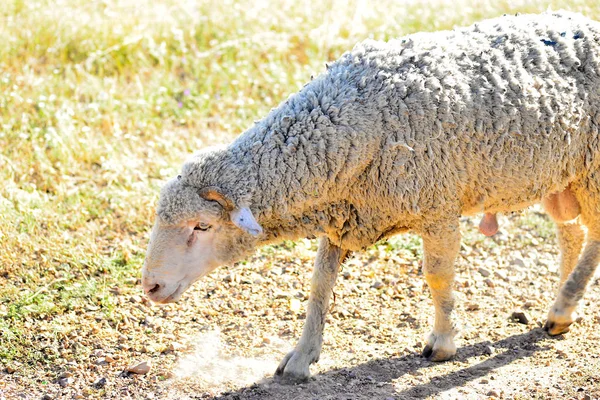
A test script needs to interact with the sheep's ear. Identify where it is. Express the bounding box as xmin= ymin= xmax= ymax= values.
xmin=231 ymin=207 xmax=263 ymax=236
xmin=199 ymin=186 xmax=235 ymax=211
xmin=198 ymin=186 xmax=262 ymax=236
